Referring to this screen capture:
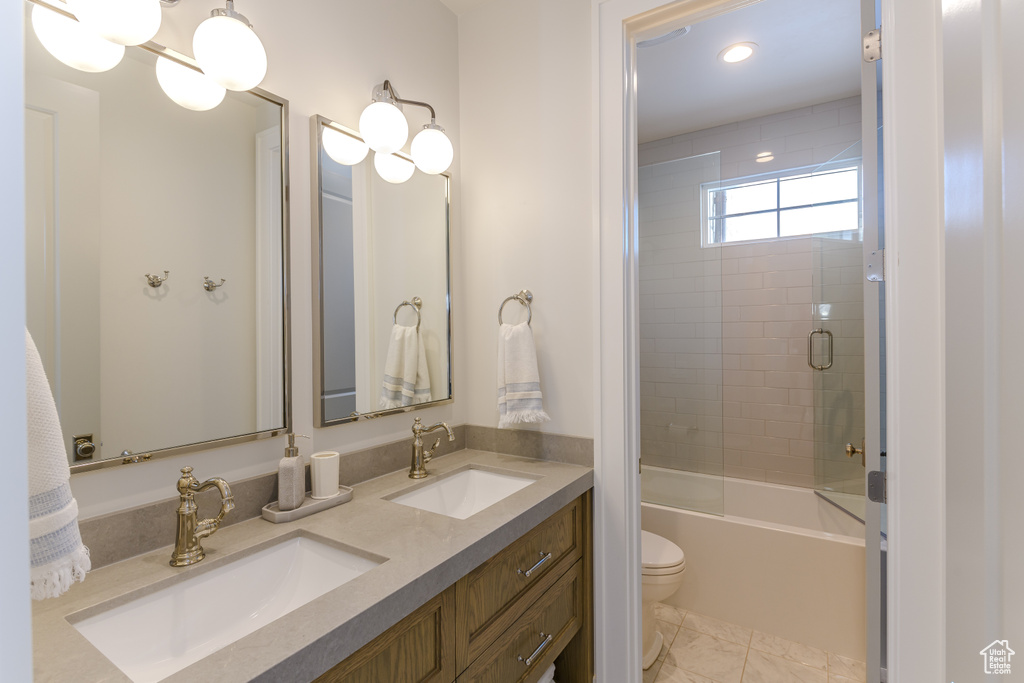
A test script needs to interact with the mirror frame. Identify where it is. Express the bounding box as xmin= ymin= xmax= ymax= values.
xmin=61 ymin=40 xmax=292 ymax=473
xmin=310 ymin=115 xmax=453 ymax=427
